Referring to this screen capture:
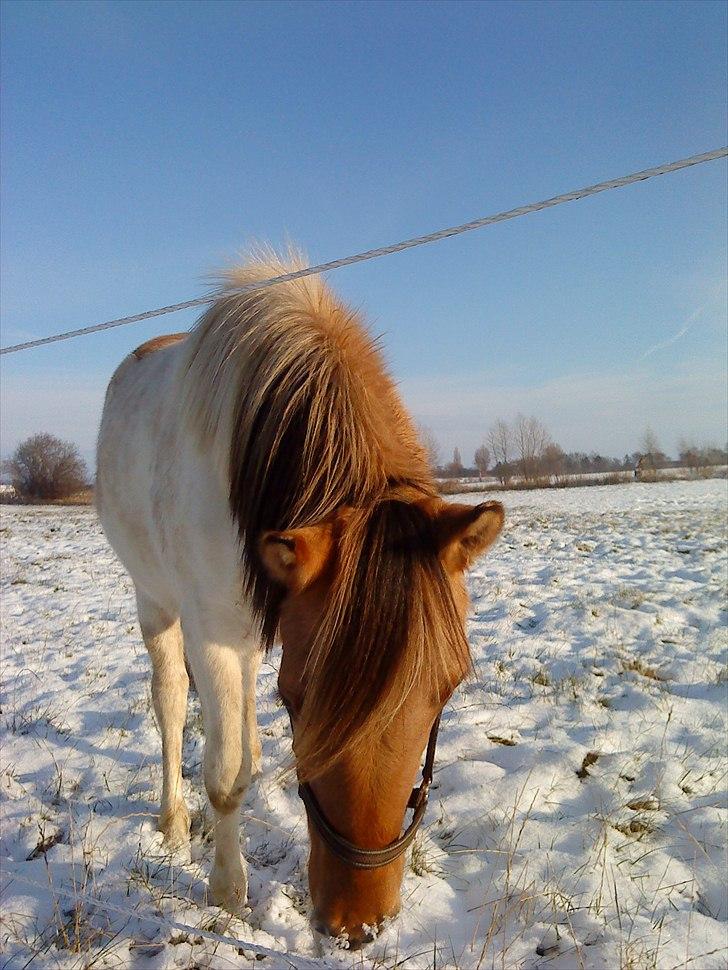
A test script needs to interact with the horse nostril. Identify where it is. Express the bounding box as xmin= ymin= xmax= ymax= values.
xmin=311 ymin=918 xmax=374 ymax=949
xmin=346 ymin=929 xmax=374 ymax=951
